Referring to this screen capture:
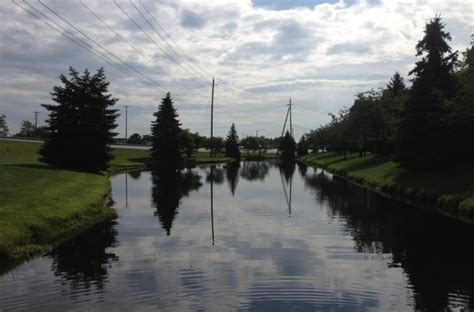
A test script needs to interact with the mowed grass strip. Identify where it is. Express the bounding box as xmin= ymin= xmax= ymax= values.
xmin=0 ymin=140 xmax=114 ymax=257
xmin=301 ymin=152 xmax=474 ymax=221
